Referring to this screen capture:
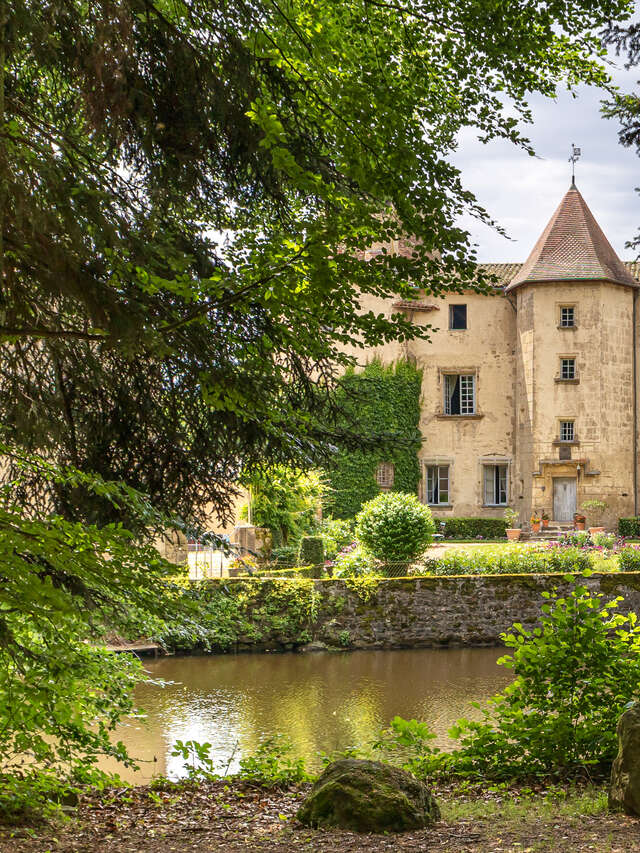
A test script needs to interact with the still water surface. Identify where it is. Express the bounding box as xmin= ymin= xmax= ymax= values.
xmin=105 ymin=648 xmax=512 ymax=783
